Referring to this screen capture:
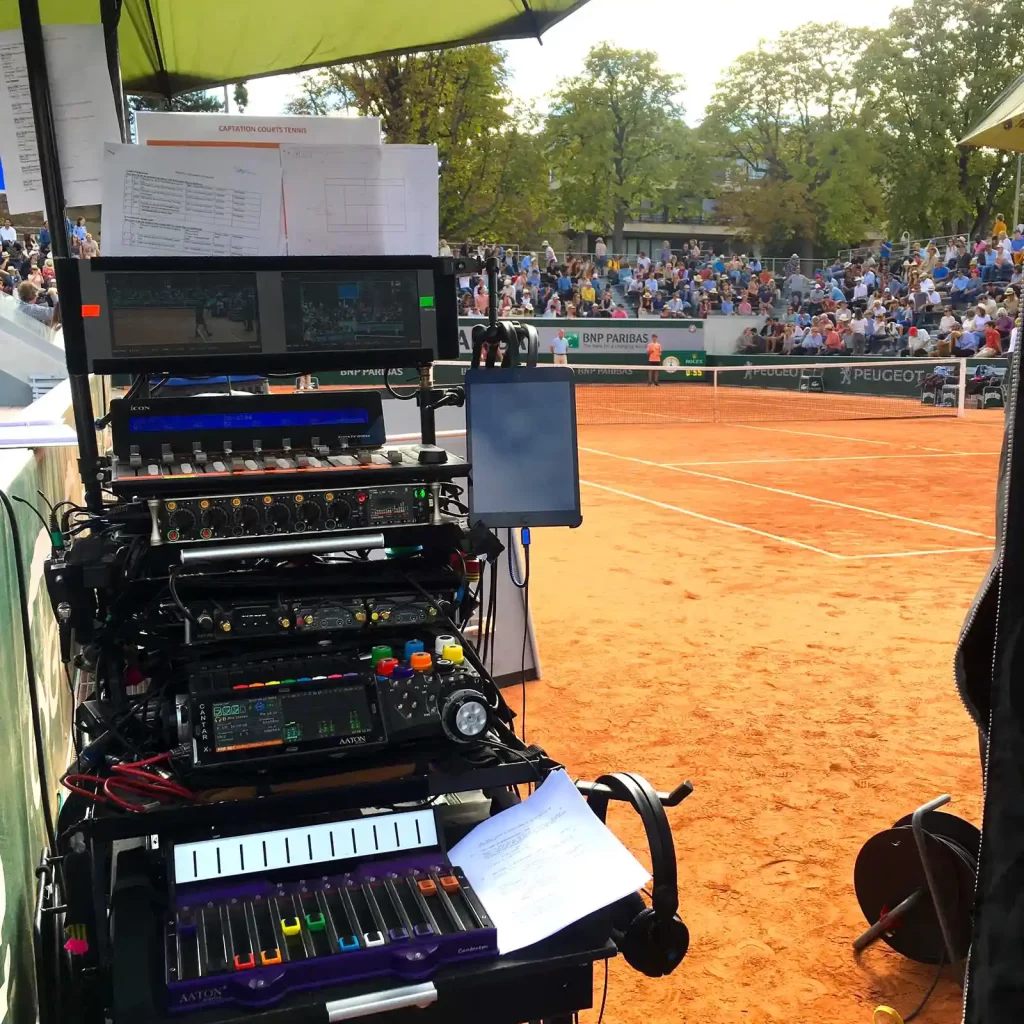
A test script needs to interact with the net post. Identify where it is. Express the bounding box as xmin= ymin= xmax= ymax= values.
xmin=713 ymin=367 xmax=719 ymax=423
xmin=957 ymin=358 xmax=967 ymax=418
